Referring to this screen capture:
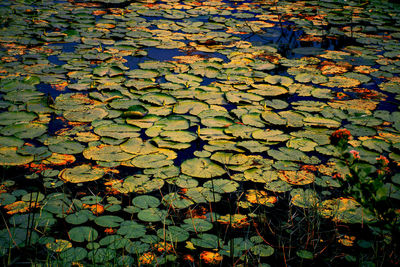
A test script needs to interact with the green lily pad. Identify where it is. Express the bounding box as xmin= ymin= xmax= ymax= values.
xmin=0 ymin=111 xmax=37 ymax=125
xmin=182 ymin=218 xmax=213 ymax=232
xmin=250 ymin=84 xmax=288 ymax=96
xmin=83 ymin=145 xmax=134 ymax=162
xmin=264 ymin=180 xmax=292 ymax=193
xmin=126 ymin=69 xmax=159 ymax=79
xmin=250 ymin=244 xmax=274 ymax=257
xmin=0 ymin=147 xmax=34 ymax=166
xmin=252 ymin=129 xmax=290 ymax=142
xmin=65 ymin=210 xmax=93 ymax=225
xmin=140 ymin=93 xmax=176 ymax=106
xmin=137 ymin=208 xmax=167 ymax=222
xmin=94 ymin=124 xmax=140 ymax=139
xmin=191 ymin=233 xmax=220 ymax=249
xmin=318 ymin=198 xmax=375 ymax=224
xmin=185 ymin=187 xmax=221 ymax=203
xmin=129 ymin=153 xmax=172 ymax=168
xmin=203 ymin=179 xmax=239 ymax=193
xmin=303 ymin=117 xmax=341 ymax=128
xmin=0 ymin=137 xmax=25 ymax=148
xmin=99 ymin=235 xmax=129 ymax=249
xmin=157 ymin=226 xmax=189 ymax=243
xmin=0 ymin=123 xmax=47 ymax=139
xmin=244 ymin=169 xmax=279 ymax=183
xmin=220 ymin=238 xmax=254 ymax=257
xmin=165 ymin=73 xmax=202 ymax=87
xmin=162 ymin=192 xmax=194 ymax=209
xmin=291 ymin=189 xmax=319 ymax=208
xmin=210 ymin=152 xmax=248 ymax=165
xmin=287 ymin=138 xmax=318 ymax=152
xmin=88 ymin=248 xmax=116 ymax=264
xmin=122 ymin=175 xmax=164 ymax=194
xmin=59 ymin=164 xmax=105 ymax=183
xmin=63 ymin=108 xmax=108 ymax=122
xmin=48 ymin=140 xmax=85 ymax=155
xmin=46 ymin=239 xmax=72 ymax=253
xmin=297 ymin=250 xmax=313 ymax=259
xmin=68 ymin=226 xmax=98 ymax=242
xmin=94 ymin=215 xmax=124 ymax=228
xmin=132 ymin=195 xmax=160 ymax=209
xmin=60 ymin=247 xmax=87 ymax=262
xmin=181 ymin=158 xmax=225 ymax=178
xmin=174 ymin=175 xmax=199 ymax=188
xmin=117 ymin=221 xmax=146 ymax=239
